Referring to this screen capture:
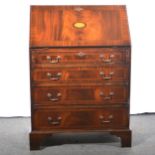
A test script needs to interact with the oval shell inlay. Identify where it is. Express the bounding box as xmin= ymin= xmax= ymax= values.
xmin=73 ymin=22 xmax=86 ymax=29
